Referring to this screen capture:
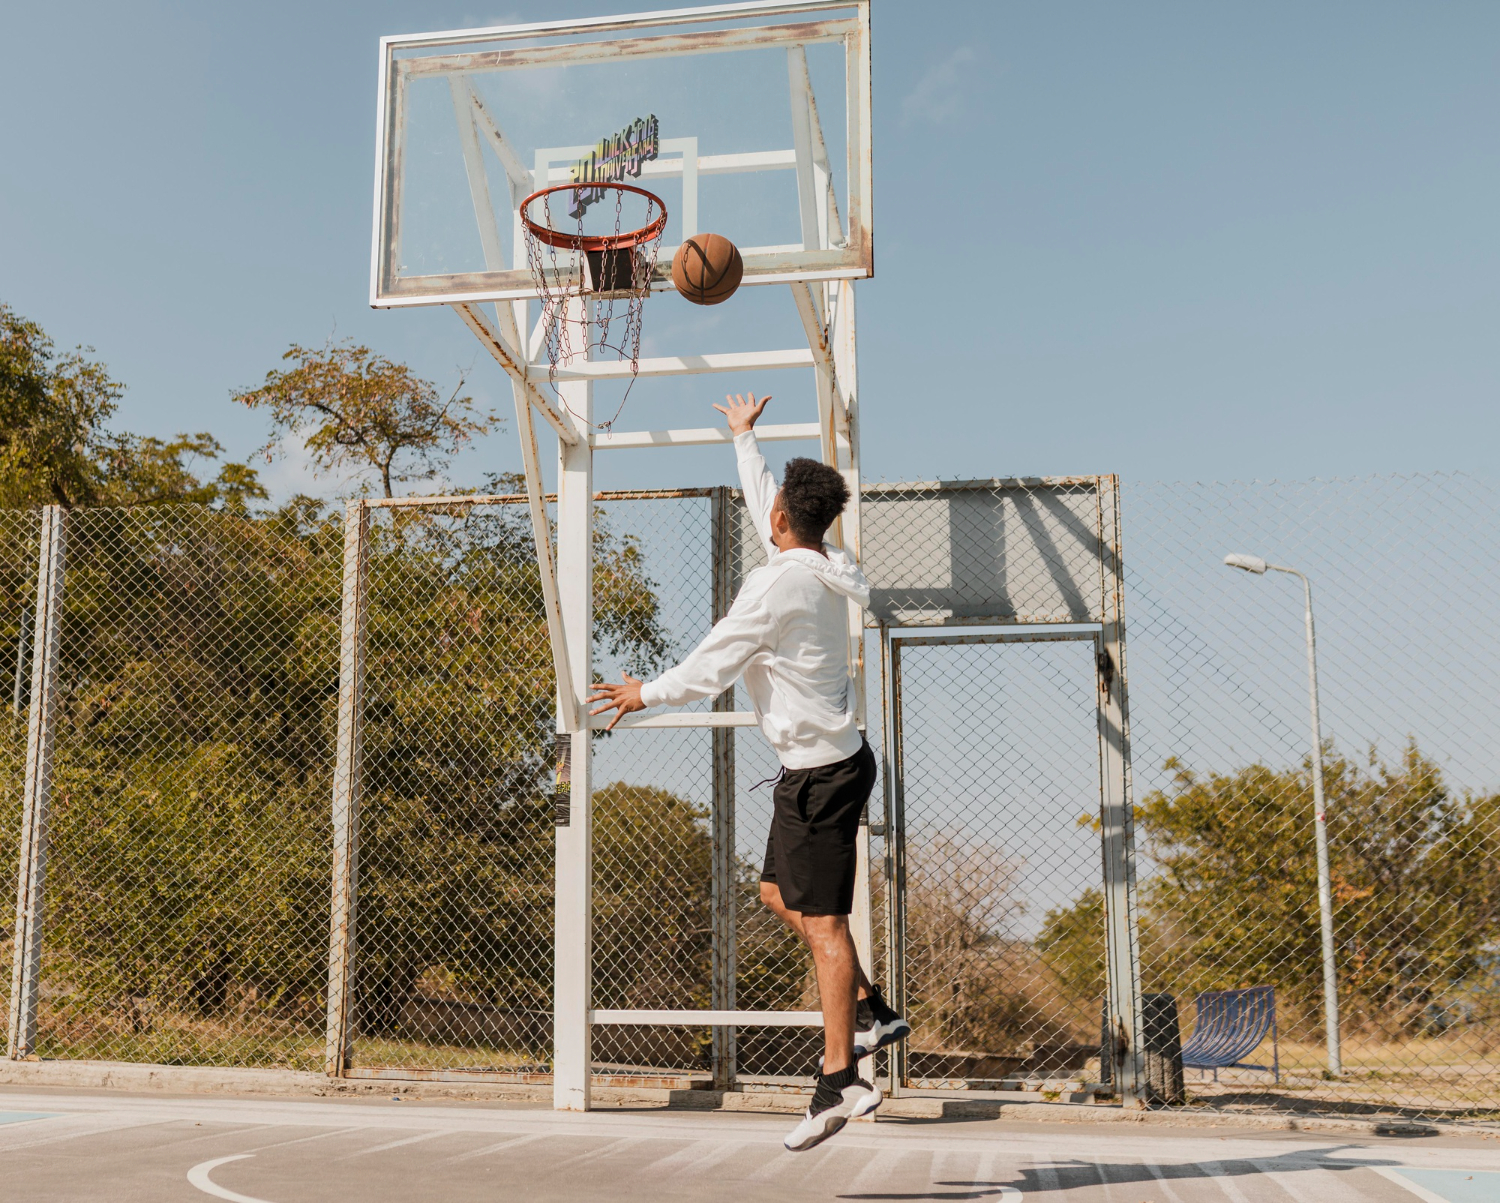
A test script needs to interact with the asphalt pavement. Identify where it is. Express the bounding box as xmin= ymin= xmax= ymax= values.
xmin=2 ymin=1086 xmax=1499 ymax=1202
